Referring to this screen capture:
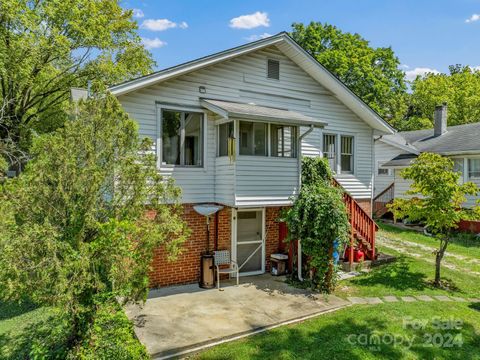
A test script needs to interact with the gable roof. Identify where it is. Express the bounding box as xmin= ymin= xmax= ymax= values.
xmin=380 ymin=122 xmax=480 ymax=167
xmin=109 ymin=32 xmax=394 ymax=134
xmin=380 ymin=122 xmax=480 ymax=155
